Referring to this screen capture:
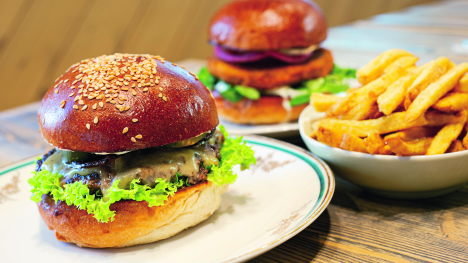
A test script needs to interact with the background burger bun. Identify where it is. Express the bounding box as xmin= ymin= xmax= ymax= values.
xmin=38 ymin=54 xmax=218 ymax=153
xmin=38 ymin=181 xmax=227 ymax=248
xmin=209 ymin=0 xmax=327 ymax=51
